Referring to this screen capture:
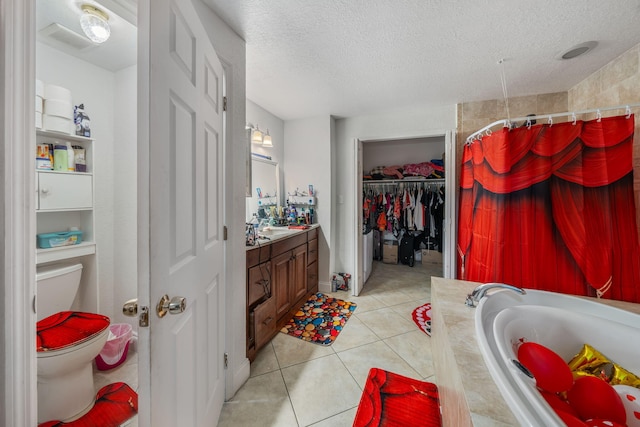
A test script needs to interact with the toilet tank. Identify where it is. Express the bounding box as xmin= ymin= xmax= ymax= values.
xmin=36 ymin=262 xmax=83 ymax=321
